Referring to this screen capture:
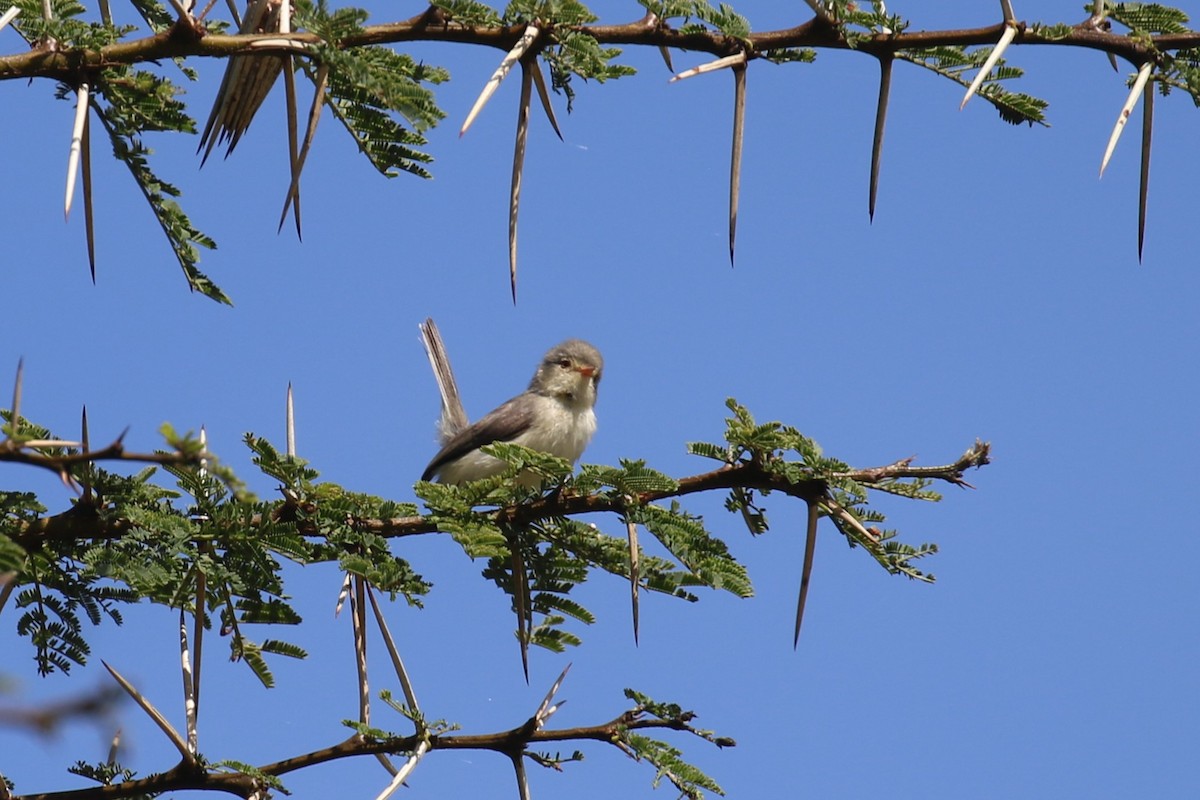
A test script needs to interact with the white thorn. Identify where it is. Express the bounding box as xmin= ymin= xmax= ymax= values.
xmin=1100 ymin=62 xmax=1152 ymax=177
xmin=64 ymin=82 xmax=89 ymax=220
xmin=198 ymin=425 xmax=208 ymax=479
xmin=246 ymin=37 xmax=310 ymax=52
xmin=0 ymin=6 xmax=21 ymax=32
xmin=286 ymin=383 xmax=295 ymax=458
xmin=669 ymin=52 xmax=747 ymax=83
xmin=960 ymin=24 xmax=1017 ymax=110
xmin=460 ymin=24 xmax=539 ymax=137
xmin=802 ymin=0 xmax=833 ymax=23
xmin=165 ymin=0 xmax=191 ymax=22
